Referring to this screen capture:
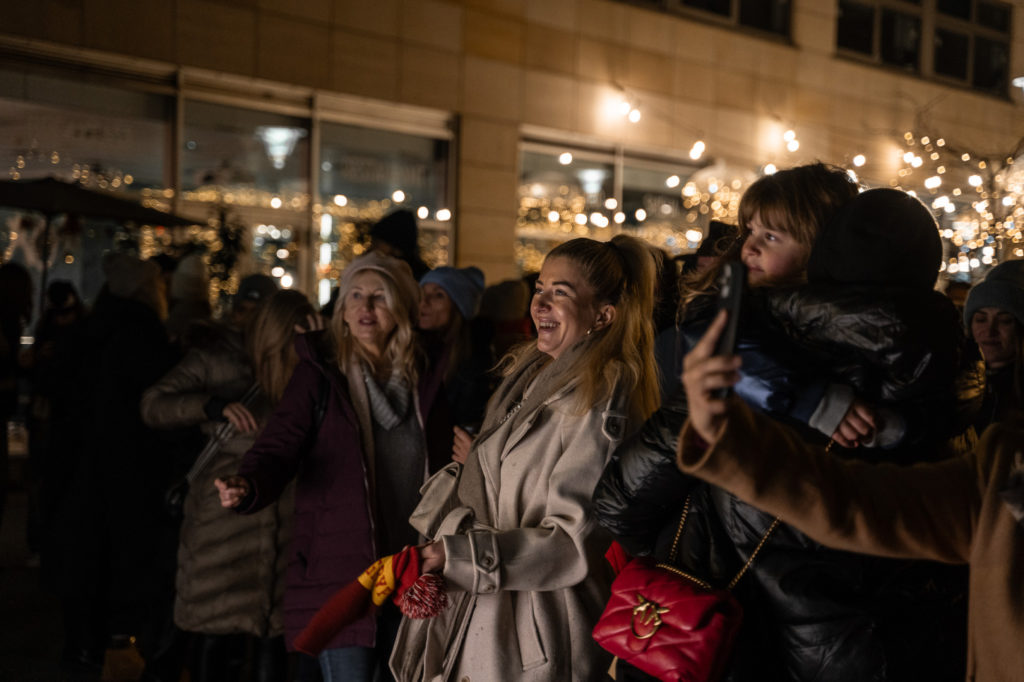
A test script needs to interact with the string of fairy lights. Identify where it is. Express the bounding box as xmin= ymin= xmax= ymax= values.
xmin=5 ymin=122 xmax=1022 ymax=290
